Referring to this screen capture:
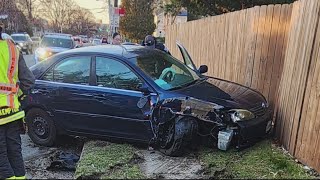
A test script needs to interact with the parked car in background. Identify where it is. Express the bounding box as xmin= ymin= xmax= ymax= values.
xmin=11 ymin=32 xmax=33 ymax=54
xmin=92 ymin=38 xmax=101 ymax=46
xmin=1 ymin=33 xmax=21 ymax=51
xmin=23 ymin=43 xmax=271 ymax=156
xmin=34 ymin=33 xmax=75 ymax=63
xmin=31 ymin=36 xmax=41 ymax=49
